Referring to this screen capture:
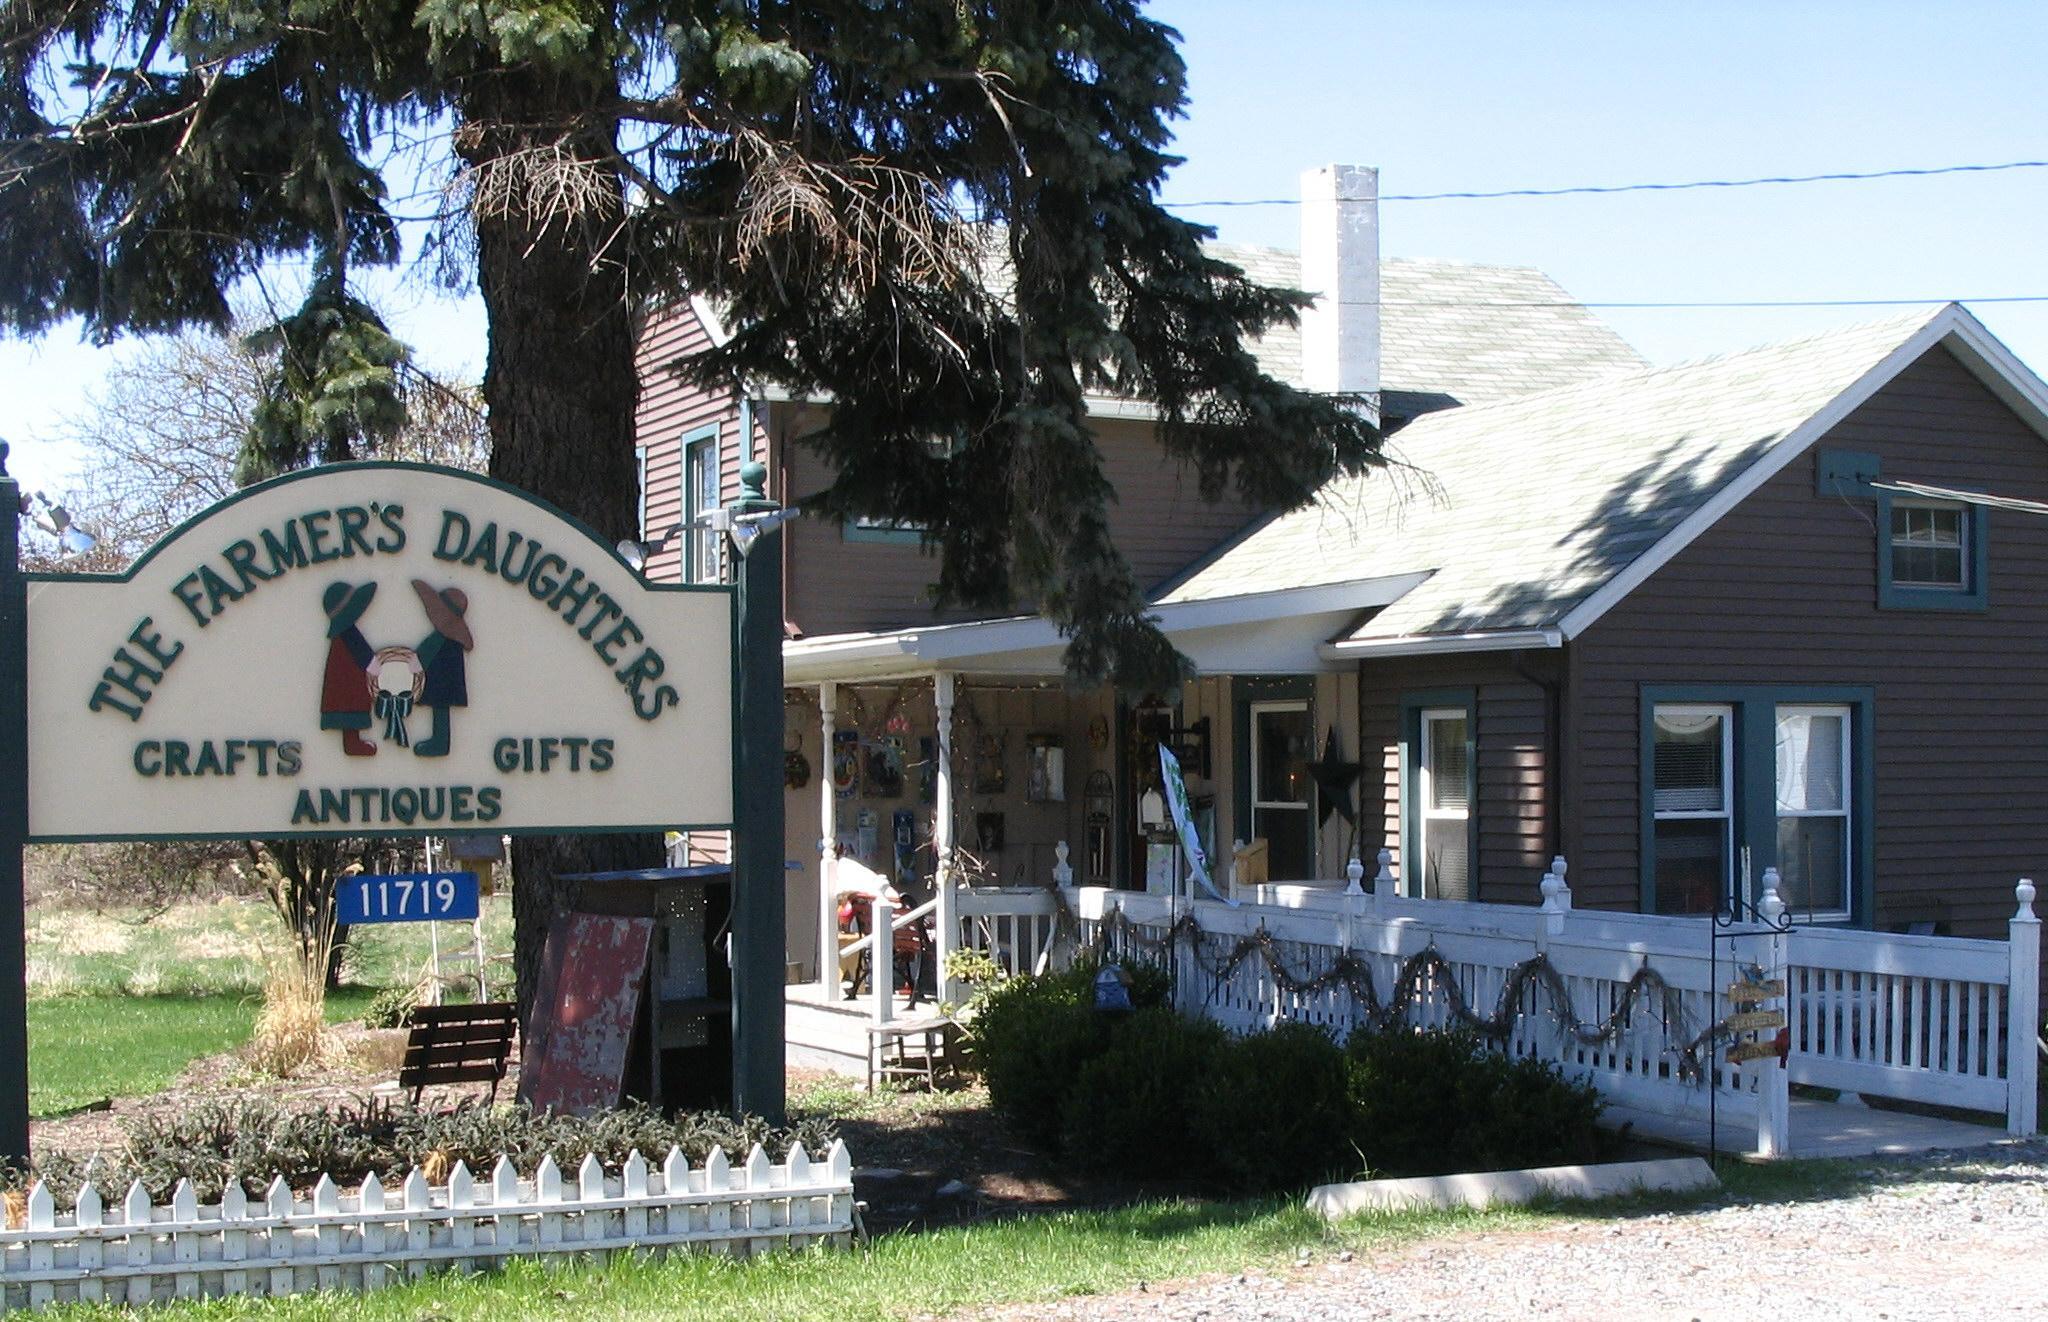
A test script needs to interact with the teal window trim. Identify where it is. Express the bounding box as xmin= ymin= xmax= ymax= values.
xmin=681 ymin=423 xmax=719 ymax=583
xmin=1397 ymin=689 xmax=1477 ymax=901
xmin=1877 ymin=490 xmax=1988 ymax=612
xmin=843 ymin=516 xmax=925 ymax=546
xmin=1639 ymin=684 xmax=1875 ymax=925
xmin=634 ymin=443 xmax=650 ymax=540
xmin=1231 ymin=677 xmax=1315 ymax=869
